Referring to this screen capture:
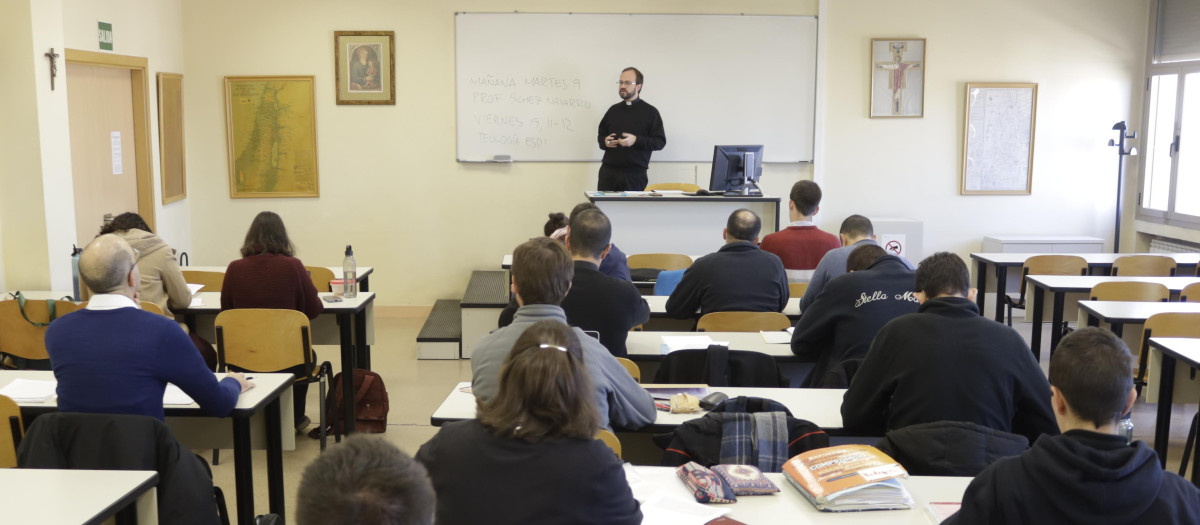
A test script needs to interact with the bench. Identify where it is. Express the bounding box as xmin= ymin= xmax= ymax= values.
xmin=416 ymin=299 xmax=461 ymax=360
